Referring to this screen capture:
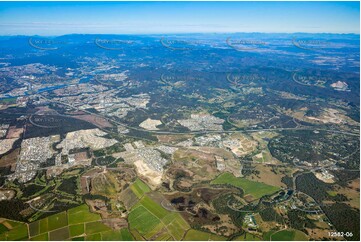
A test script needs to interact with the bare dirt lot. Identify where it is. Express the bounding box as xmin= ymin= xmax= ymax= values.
xmin=156 ymin=134 xmax=194 ymax=143
xmin=134 ymin=159 xmax=163 ymax=187
xmin=72 ymin=114 xmax=113 ymax=128
xmin=0 ymin=147 xmax=19 ymax=170
xmin=6 ymin=127 xmax=23 ymax=139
